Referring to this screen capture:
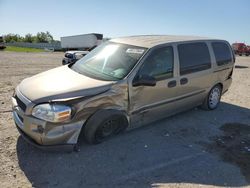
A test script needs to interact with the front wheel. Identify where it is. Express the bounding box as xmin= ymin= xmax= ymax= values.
xmin=201 ymin=85 xmax=222 ymax=110
xmin=84 ymin=110 xmax=128 ymax=144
